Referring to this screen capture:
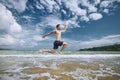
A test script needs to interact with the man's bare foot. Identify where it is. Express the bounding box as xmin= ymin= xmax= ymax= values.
xmin=39 ymin=50 xmax=43 ymax=53
xmin=59 ymin=51 xmax=62 ymax=54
